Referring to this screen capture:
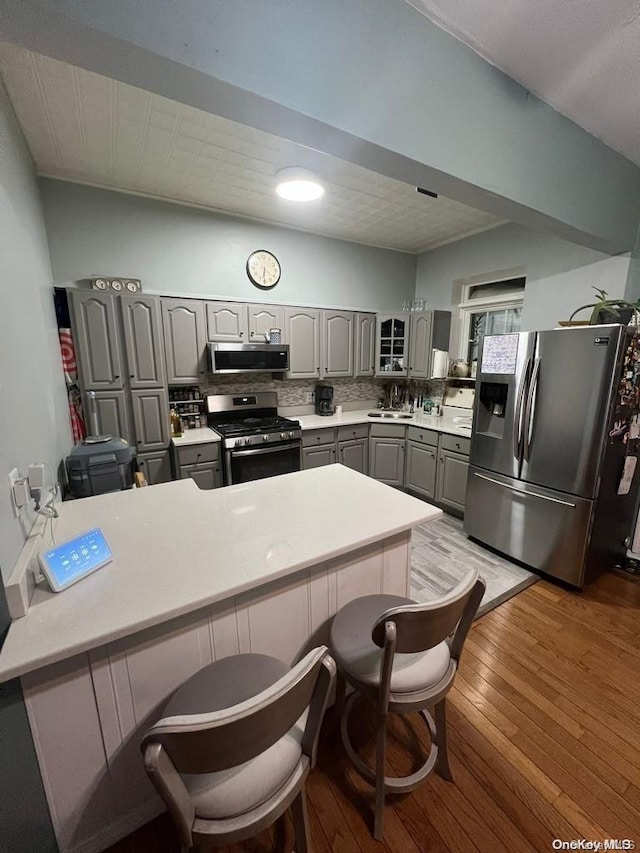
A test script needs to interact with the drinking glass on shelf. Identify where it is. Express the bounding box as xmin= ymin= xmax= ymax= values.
xmin=402 ymin=299 xmax=412 ymax=312
xmin=412 ymin=298 xmax=425 ymax=312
